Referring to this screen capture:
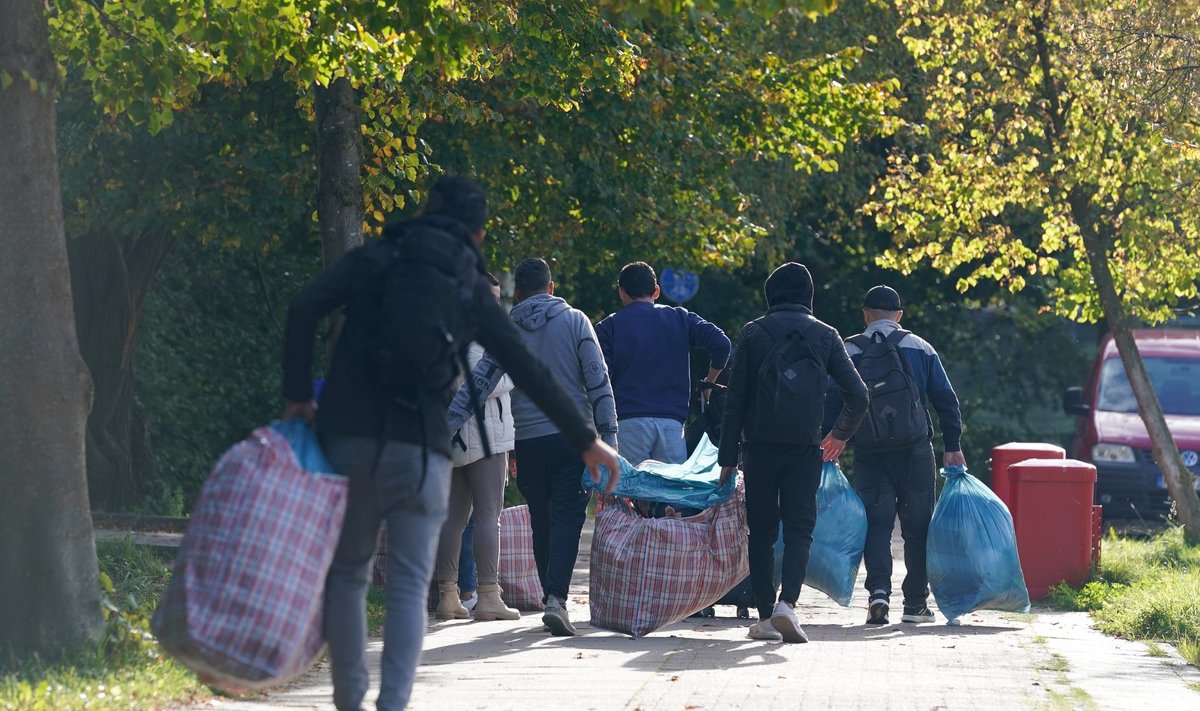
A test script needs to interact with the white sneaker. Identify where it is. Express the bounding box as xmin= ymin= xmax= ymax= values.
xmin=769 ymin=601 xmax=808 ymax=643
xmin=461 ymin=591 xmax=478 ymax=612
xmin=747 ymin=620 xmax=783 ymax=641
